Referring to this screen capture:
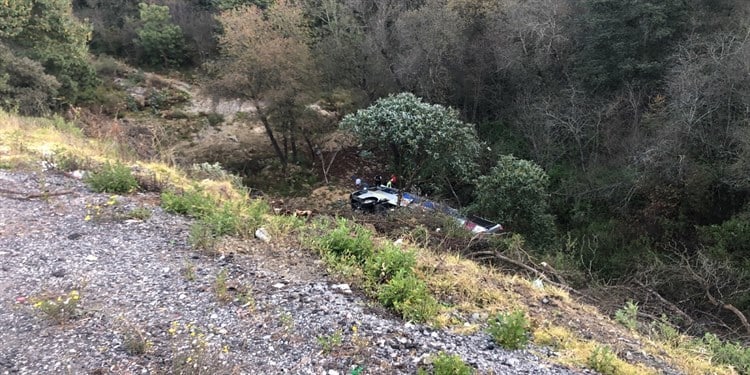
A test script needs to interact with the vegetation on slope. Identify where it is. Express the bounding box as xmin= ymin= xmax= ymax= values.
xmin=2 ymin=0 xmax=750 ymax=372
xmin=3 ymin=111 xmax=749 ymax=374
